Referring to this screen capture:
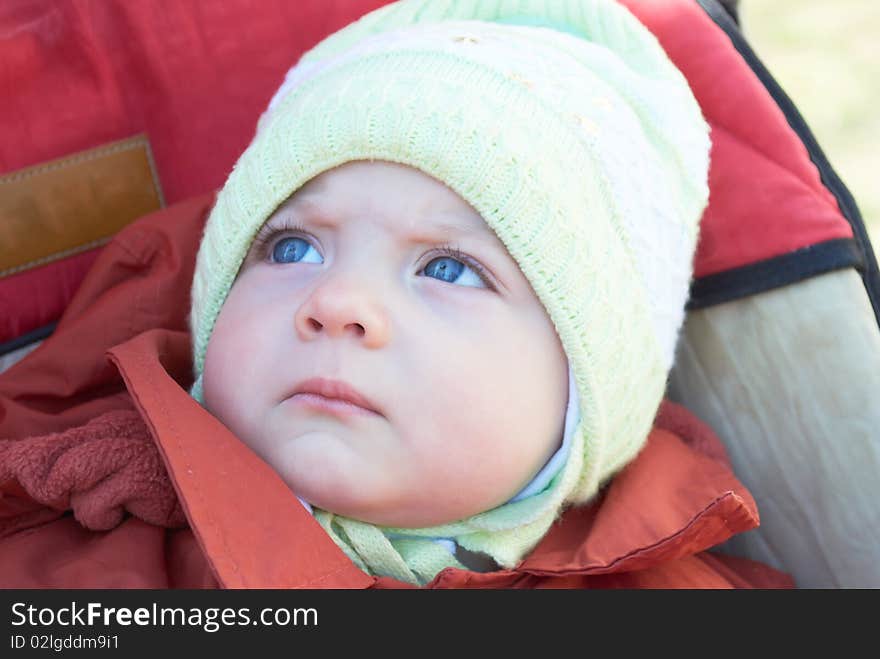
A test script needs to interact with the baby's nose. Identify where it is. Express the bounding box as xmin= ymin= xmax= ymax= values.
xmin=294 ymin=276 xmax=391 ymax=349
